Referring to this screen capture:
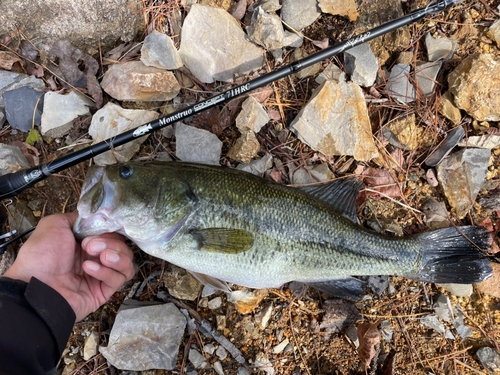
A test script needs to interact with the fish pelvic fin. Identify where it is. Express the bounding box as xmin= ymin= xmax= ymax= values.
xmin=306 ymin=277 xmax=367 ymax=301
xmin=408 ymin=226 xmax=493 ymax=284
xmin=189 ymin=271 xmax=232 ymax=293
